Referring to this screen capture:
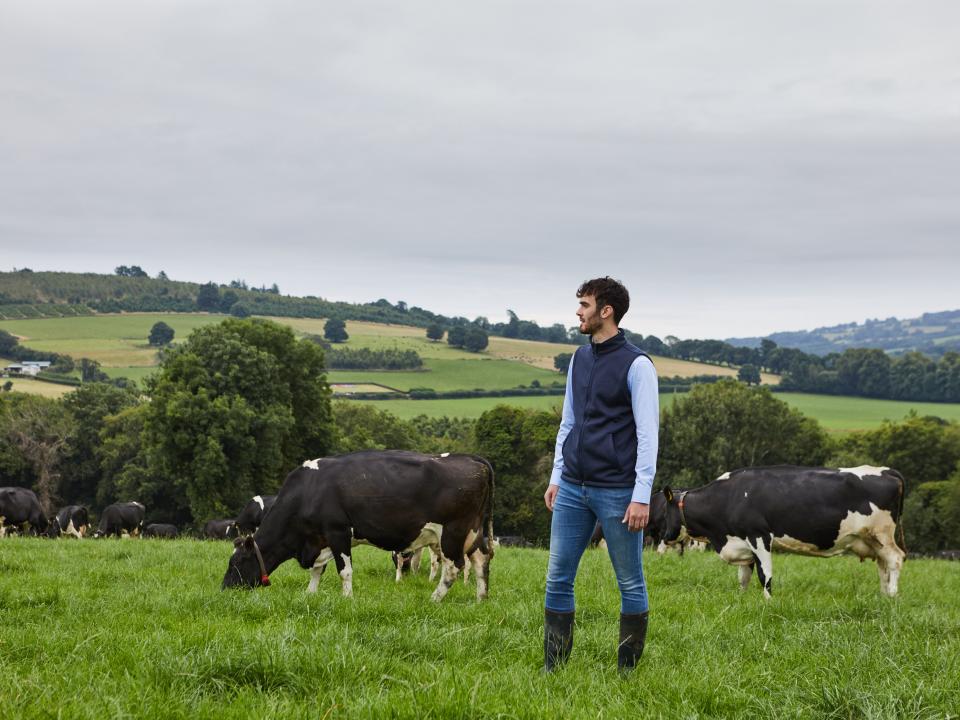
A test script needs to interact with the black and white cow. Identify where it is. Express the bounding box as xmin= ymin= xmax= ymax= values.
xmin=143 ymin=523 xmax=179 ymax=539
xmin=94 ymin=502 xmax=146 ymax=538
xmin=48 ymin=505 xmax=90 ymax=539
xmin=234 ymin=495 xmax=277 ymax=535
xmin=0 ymin=487 xmax=48 ymax=536
xmin=651 ymin=465 xmax=906 ymax=597
xmin=223 ymin=451 xmax=495 ymax=602
xmin=203 ymin=518 xmax=239 ymax=540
